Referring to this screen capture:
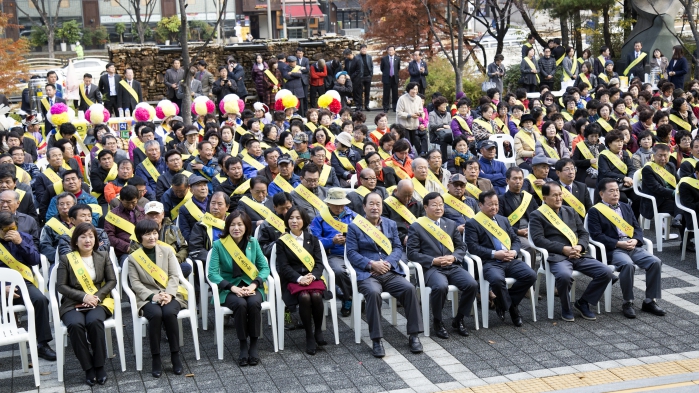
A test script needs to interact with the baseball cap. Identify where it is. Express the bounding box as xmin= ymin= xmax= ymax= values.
xmin=449 ymin=174 xmax=467 ymax=184
xmin=144 ymin=201 xmax=164 ymax=214
xmin=479 ymin=139 xmax=496 ymax=149
xmin=293 ymin=133 xmax=308 ymax=144
xmin=188 ymin=175 xmax=208 ymax=186
xmin=278 ymin=154 xmax=293 ymax=165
